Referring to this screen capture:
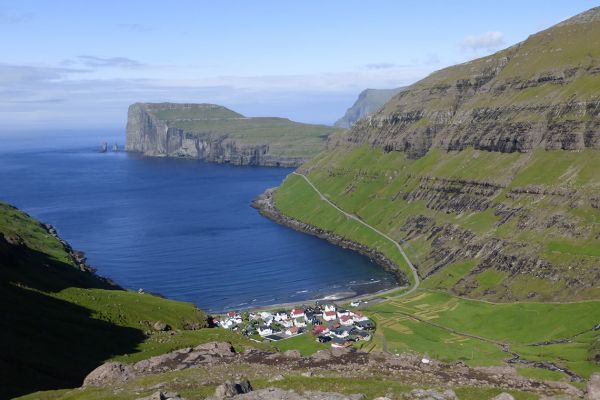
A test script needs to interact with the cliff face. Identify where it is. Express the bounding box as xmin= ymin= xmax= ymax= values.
xmin=273 ymin=7 xmax=600 ymax=303
xmin=126 ymin=103 xmax=342 ymax=167
xmin=336 ymin=8 xmax=600 ymax=158
xmin=334 ymin=87 xmax=406 ymax=128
